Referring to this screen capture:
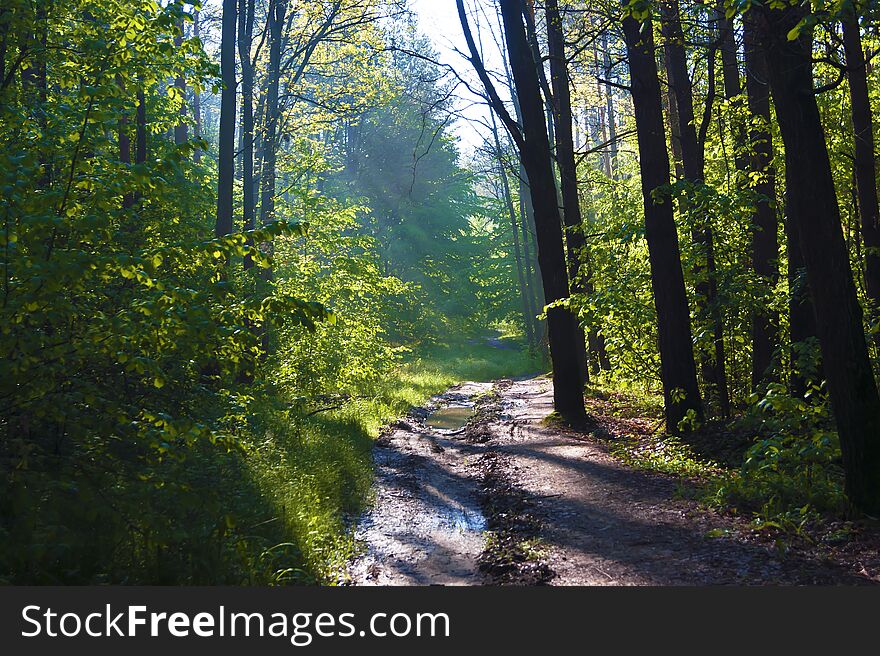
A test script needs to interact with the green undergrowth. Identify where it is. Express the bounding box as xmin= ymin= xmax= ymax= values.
xmin=245 ymin=337 xmax=545 ymax=584
xmin=591 ymin=383 xmax=849 ymax=536
xmin=609 ymin=435 xmax=724 ymax=481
